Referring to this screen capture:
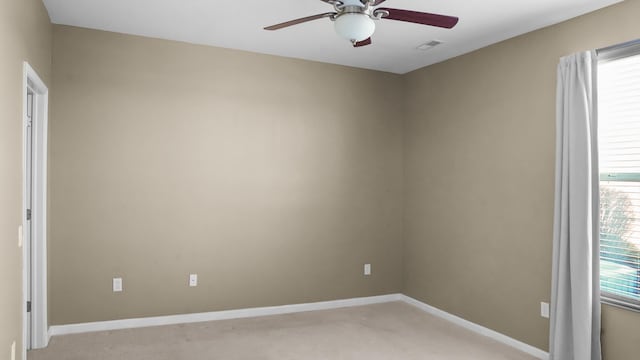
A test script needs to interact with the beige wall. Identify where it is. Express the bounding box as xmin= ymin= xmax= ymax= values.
xmin=404 ymin=0 xmax=640 ymax=357
xmin=49 ymin=25 xmax=405 ymax=325
xmin=0 ymin=0 xmax=51 ymax=358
